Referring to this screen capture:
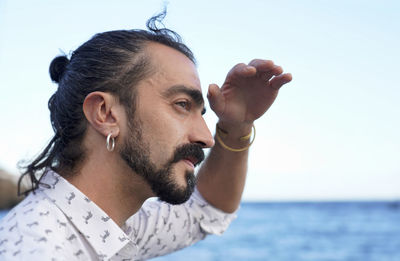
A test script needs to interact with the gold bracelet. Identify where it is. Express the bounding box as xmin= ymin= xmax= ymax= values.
xmin=216 ymin=125 xmax=252 ymax=141
xmin=215 ymin=124 xmax=256 ymax=152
